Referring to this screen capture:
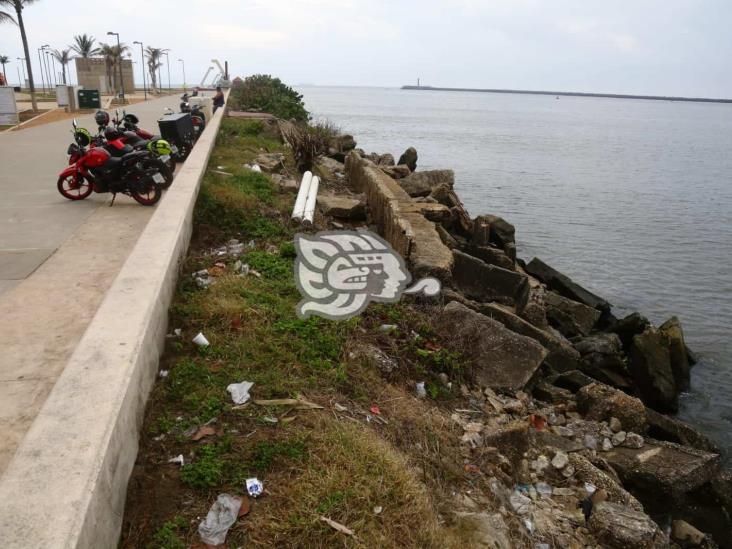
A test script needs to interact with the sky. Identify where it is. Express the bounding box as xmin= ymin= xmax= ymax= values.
xmin=1 ymin=0 xmax=731 ymax=97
